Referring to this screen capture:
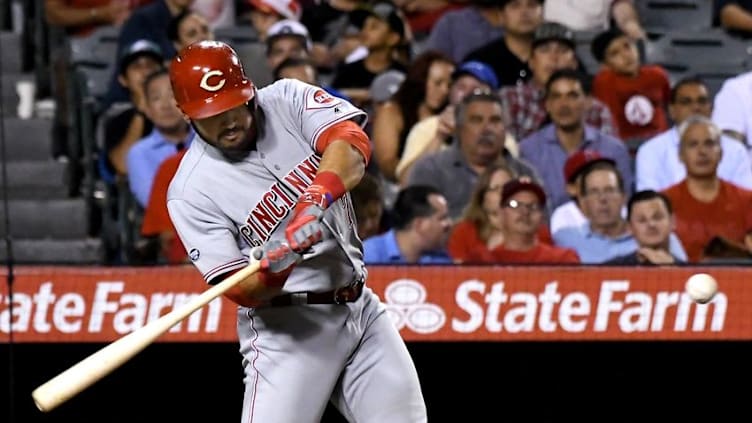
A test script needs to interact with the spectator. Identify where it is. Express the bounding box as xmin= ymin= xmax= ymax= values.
xmin=396 ymin=60 xmax=512 ymax=186
xmin=500 ymin=21 xmax=615 ymax=141
xmin=236 ymin=17 xmax=311 ymax=89
xmin=127 ymin=69 xmax=194 ymax=207
xmin=101 ymin=39 xmax=165 ymax=180
xmin=105 ymin=0 xmax=193 ymax=107
xmin=519 ymin=69 xmax=632 ymax=210
xmin=44 ymin=0 xmax=152 ymax=159
xmin=662 ymin=115 xmax=752 ymax=262
xmin=330 ymin=0 xmax=408 ymax=105
xmin=191 ymin=0 xmax=236 ymax=29
xmin=425 ymin=0 xmax=505 ymax=63
xmin=371 ymin=50 xmax=455 ymax=182
xmin=350 ymin=172 xmax=386 ymax=241
xmin=167 ymin=8 xmax=215 ymax=52
xmin=711 ymin=69 xmax=752 ymax=162
xmin=544 ymin=0 xmax=646 ymax=40
xmin=549 ymin=149 xmax=619 ymax=234
xmin=606 ymin=190 xmax=683 ymax=265
xmin=492 ymin=178 xmax=579 ymax=263
xmin=590 ymin=28 xmax=670 ymax=147
xmin=273 ymin=56 xmax=318 ymax=84
xmin=463 ymin=0 xmax=543 ymax=87
xmin=716 ymin=0 xmax=752 ymax=38
xmin=553 ymin=161 xmax=687 ymax=263
xmin=407 ymin=90 xmax=539 ymax=219
xmin=266 ymin=19 xmax=312 ymax=73
xmin=141 ymin=149 xmax=188 ymax=264
xmin=447 ymin=162 xmax=514 ymax=262
xmin=447 ymin=163 xmax=554 ymax=263
xmin=247 ymin=0 xmax=302 ymax=41
xmin=44 ymin=0 xmax=145 ymax=38
xmin=636 ymin=76 xmax=752 ymax=191
xmin=363 ymin=185 xmax=453 ymax=263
